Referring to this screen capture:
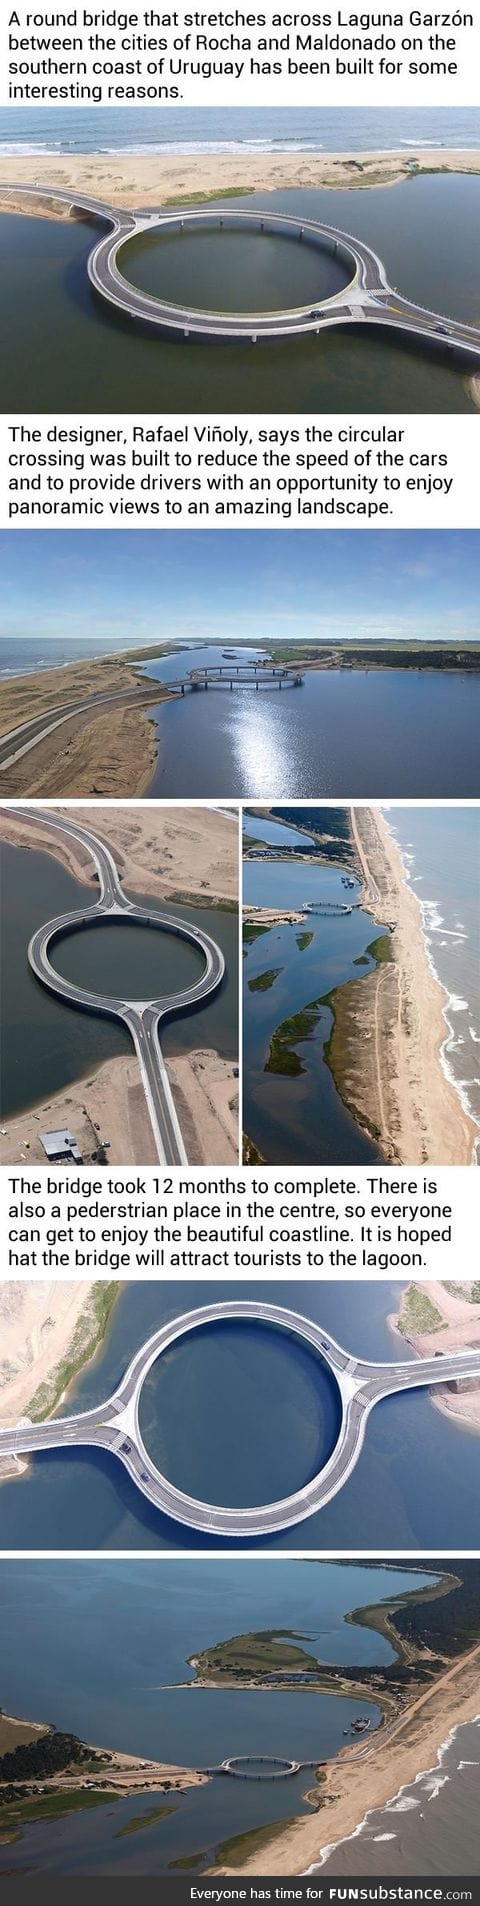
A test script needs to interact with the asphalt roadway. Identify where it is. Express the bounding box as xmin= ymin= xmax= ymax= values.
xmin=6 ymin=807 xmax=226 ymax=1166
xmin=1 ymin=1301 xmax=479 ymax=1537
